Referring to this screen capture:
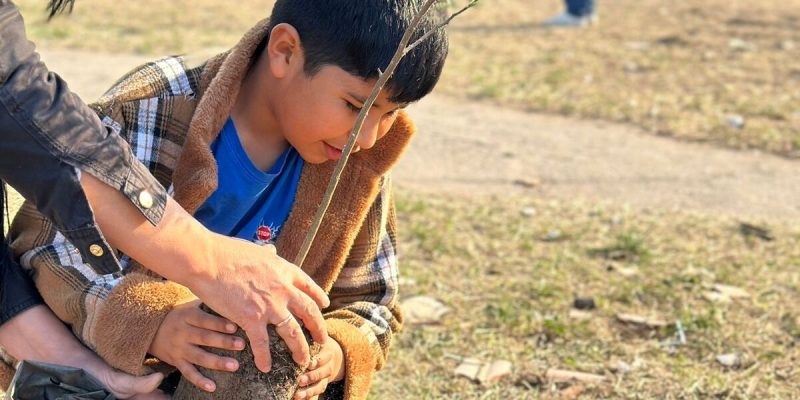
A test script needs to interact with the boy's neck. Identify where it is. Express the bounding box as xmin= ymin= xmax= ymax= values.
xmin=230 ymin=61 xmax=288 ymax=172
